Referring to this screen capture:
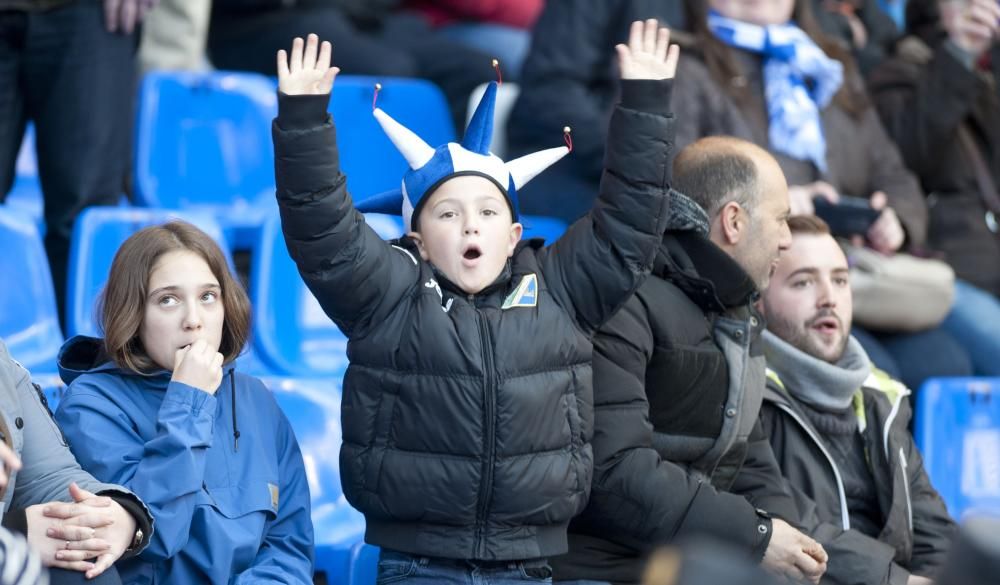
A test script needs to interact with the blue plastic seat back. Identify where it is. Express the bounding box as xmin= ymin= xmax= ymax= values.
xmin=134 ymin=71 xmax=277 ymax=211
xmin=0 ymin=207 xmax=62 ymax=370
xmin=263 ymin=376 xmax=366 ymax=583
xmin=521 ymin=215 xmax=569 ymax=244
xmin=66 ymin=207 xmax=231 ymax=338
xmin=916 ymin=378 xmax=1000 ymax=519
xmin=346 ymin=542 xmax=380 ymax=585
xmin=330 ymin=76 xmax=455 ymax=201
xmin=251 ymin=213 xmax=403 ymax=377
